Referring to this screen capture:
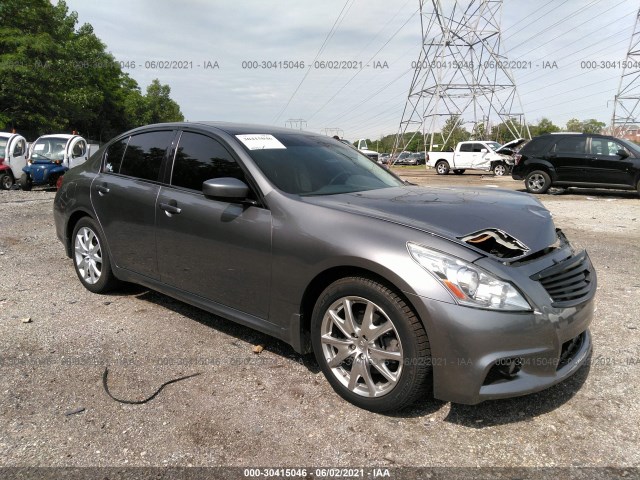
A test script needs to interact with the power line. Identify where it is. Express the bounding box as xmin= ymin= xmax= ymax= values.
xmin=272 ymin=0 xmax=354 ymax=124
